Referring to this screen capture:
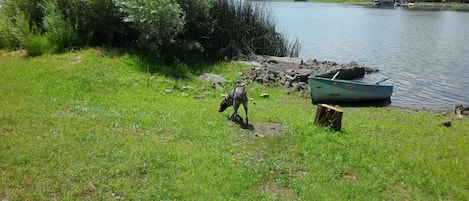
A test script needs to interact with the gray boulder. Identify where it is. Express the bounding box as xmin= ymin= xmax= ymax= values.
xmin=199 ymin=73 xmax=227 ymax=84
